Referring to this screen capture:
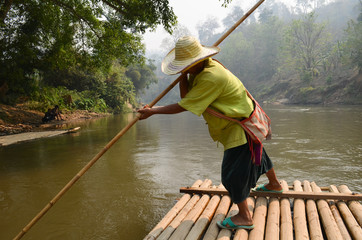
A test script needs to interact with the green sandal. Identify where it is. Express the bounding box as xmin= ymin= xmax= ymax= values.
xmin=216 ymin=217 xmax=254 ymax=230
xmin=252 ymin=183 xmax=283 ymax=193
